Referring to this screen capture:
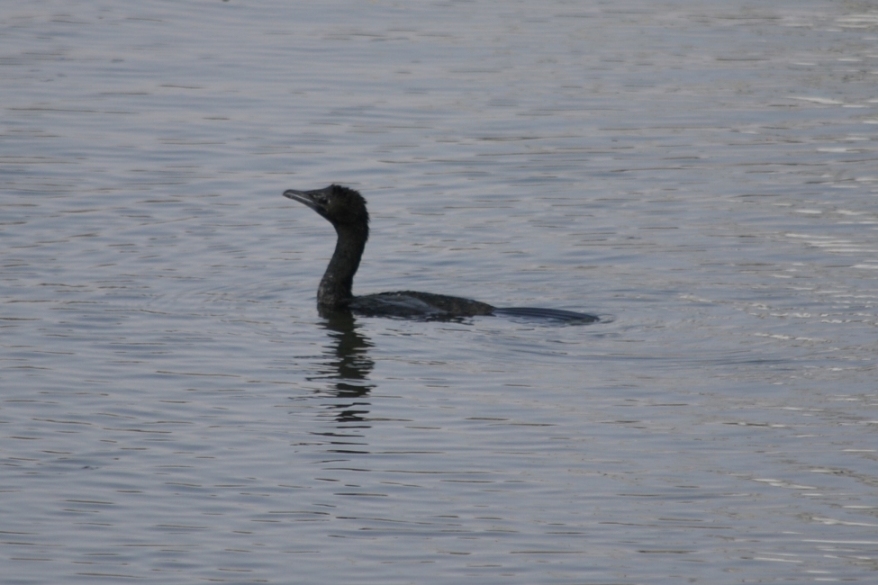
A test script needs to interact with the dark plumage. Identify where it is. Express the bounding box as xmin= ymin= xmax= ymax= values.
xmin=283 ymin=184 xmax=597 ymax=322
